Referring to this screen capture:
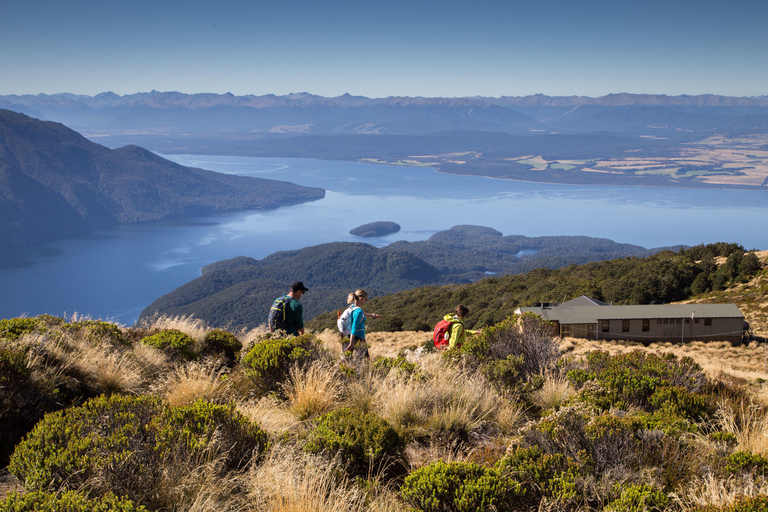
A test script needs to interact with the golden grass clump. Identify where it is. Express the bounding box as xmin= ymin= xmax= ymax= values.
xmin=22 ymin=330 xmax=143 ymax=395
xmin=155 ymin=361 xmax=236 ymax=407
xmin=672 ymin=473 xmax=768 ymax=511
xmin=141 ymin=314 xmax=210 ymax=345
xmin=531 ymin=371 xmax=576 ymax=412
xmin=714 ymin=400 xmax=768 ymax=457
xmin=237 ymin=396 xmax=300 ymax=438
xmin=131 ymin=340 xmax=172 ymax=379
xmin=283 ymin=361 xmax=343 ymax=421
xmin=240 ymin=445 xmax=403 ymax=512
xmin=373 ymin=353 xmax=524 ymax=440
